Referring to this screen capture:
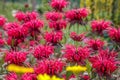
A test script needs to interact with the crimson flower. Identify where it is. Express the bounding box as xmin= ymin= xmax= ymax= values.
xmin=70 ymin=32 xmax=85 ymax=41
xmin=34 ymin=45 xmax=54 ymax=59
xmin=50 ymin=0 xmax=68 ymax=12
xmin=5 ymin=51 xmax=27 ymax=65
xmin=90 ymin=49 xmax=118 ymax=76
xmin=21 ymin=73 xmax=37 ymax=80
xmin=49 ymin=20 xmax=67 ymax=31
xmin=34 ymin=60 xmax=64 ymax=75
xmin=91 ymin=20 xmax=111 ymax=34
xmin=63 ymin=45 xmax=90 ymax=63
xmin=44 ymin=31 xmax=63 ymax=45
xmin=15 ymin=11 xmax=25 ymax=22
xmin=0 ymin=16 xmax=7 ymax=26
xmin=23 ymin=20 xmax=44 ymax=37
xmin=45 ymin=12 xmax=63 ymax=21
xmin=65 ymin=8 xmax=89 ymax=24
xmin=4 ymin=22 xmax=20 ymax=31
xmin=108 ymin=27 xmax=120 ymax=43
xmin=6 ymin=24 xmax=28 ymax=48
xmin=15 ymin=11 xmax=38 ymax=22
xmin=0 ymin=38 xmax=5 ymax=46
xmin=5 ymin=72 xmax=17 ymax=80
xmin=86 ymin=39 xmax=104 ymax=50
